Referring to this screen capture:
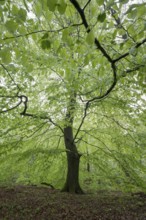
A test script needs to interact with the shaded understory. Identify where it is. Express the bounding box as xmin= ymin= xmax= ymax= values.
xmin=0 ymin=185 xmax=146 ymax=220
